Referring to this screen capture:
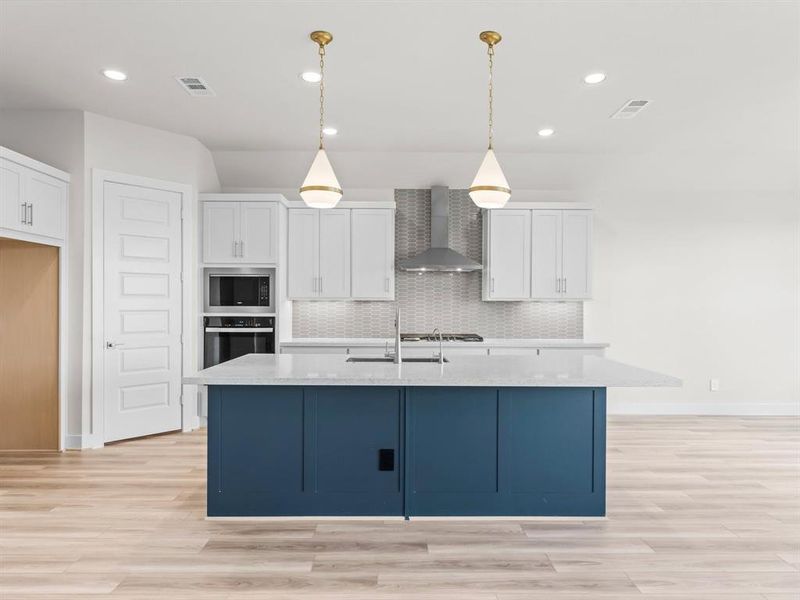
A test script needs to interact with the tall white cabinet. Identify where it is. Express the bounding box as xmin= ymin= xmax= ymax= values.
xmin=484 ymin=206 xmax=592 ymax=301
xmin=288 ymin=206 xmax=395 ymax=301
xmin=1 ymin=153 xmax=67 ymax=241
